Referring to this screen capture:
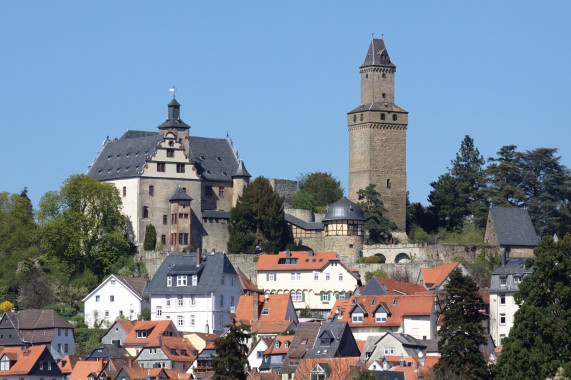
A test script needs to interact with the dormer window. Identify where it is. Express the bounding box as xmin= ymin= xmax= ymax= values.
xmin=284 ymin=341 xmax=289 ymax=349
xmin=262 ymin=308 xmax=270 ymax=315
xmin=167 ymin=276 xmax=172 ymax=287
xmin=192 ymin=275 xmax=198 ymax=286
xmin=500 ymin=277 xmax=507 ymax=286
xmin=351 ymin=311 xmax=364 ymax=323
xmin=375 ymin=310 xmax=388 ymax=322
xmin=320 ymin=333 xmax=332 ymax=346
xmin=177 ymin=275 xmax=187 ymax=286
xmin=275 ymin=341 xmax=280 ymax=349
xmin=136 ymin=330 xmax=148 ymax=339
